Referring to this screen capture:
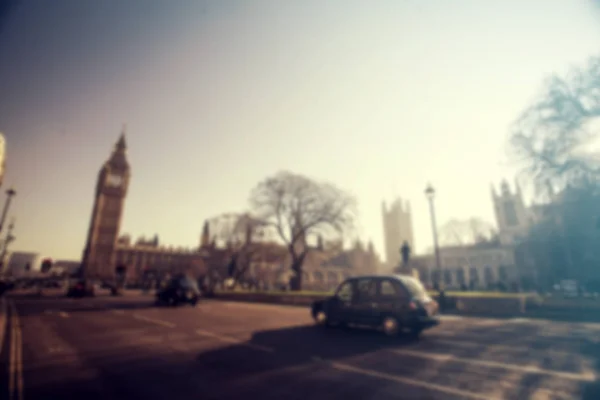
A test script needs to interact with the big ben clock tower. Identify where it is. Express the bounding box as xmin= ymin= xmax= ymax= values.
xmin=81 ymin=128 xmax=131 ymax=280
